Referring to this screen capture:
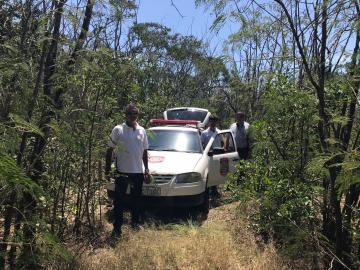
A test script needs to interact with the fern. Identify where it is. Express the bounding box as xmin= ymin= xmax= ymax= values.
xmin=9 ymin=113 xmax=44 ymax=137
xmin=0 ymin=152 xmax=44 ymax=200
